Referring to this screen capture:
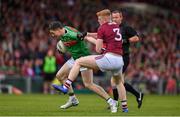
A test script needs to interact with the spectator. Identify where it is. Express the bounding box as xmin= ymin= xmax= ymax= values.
xmin=43 ymin=49 xmax=56 ymax=94
xmin=0 ymin=0 xmax=179 ymax=94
